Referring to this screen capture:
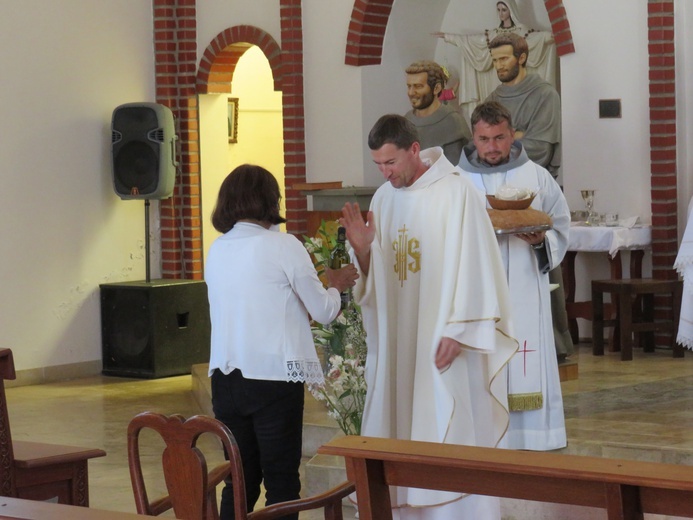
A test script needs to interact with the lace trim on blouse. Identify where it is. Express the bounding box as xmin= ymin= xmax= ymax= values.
xmin=286 ymin=359 xmax=324 ymax=385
